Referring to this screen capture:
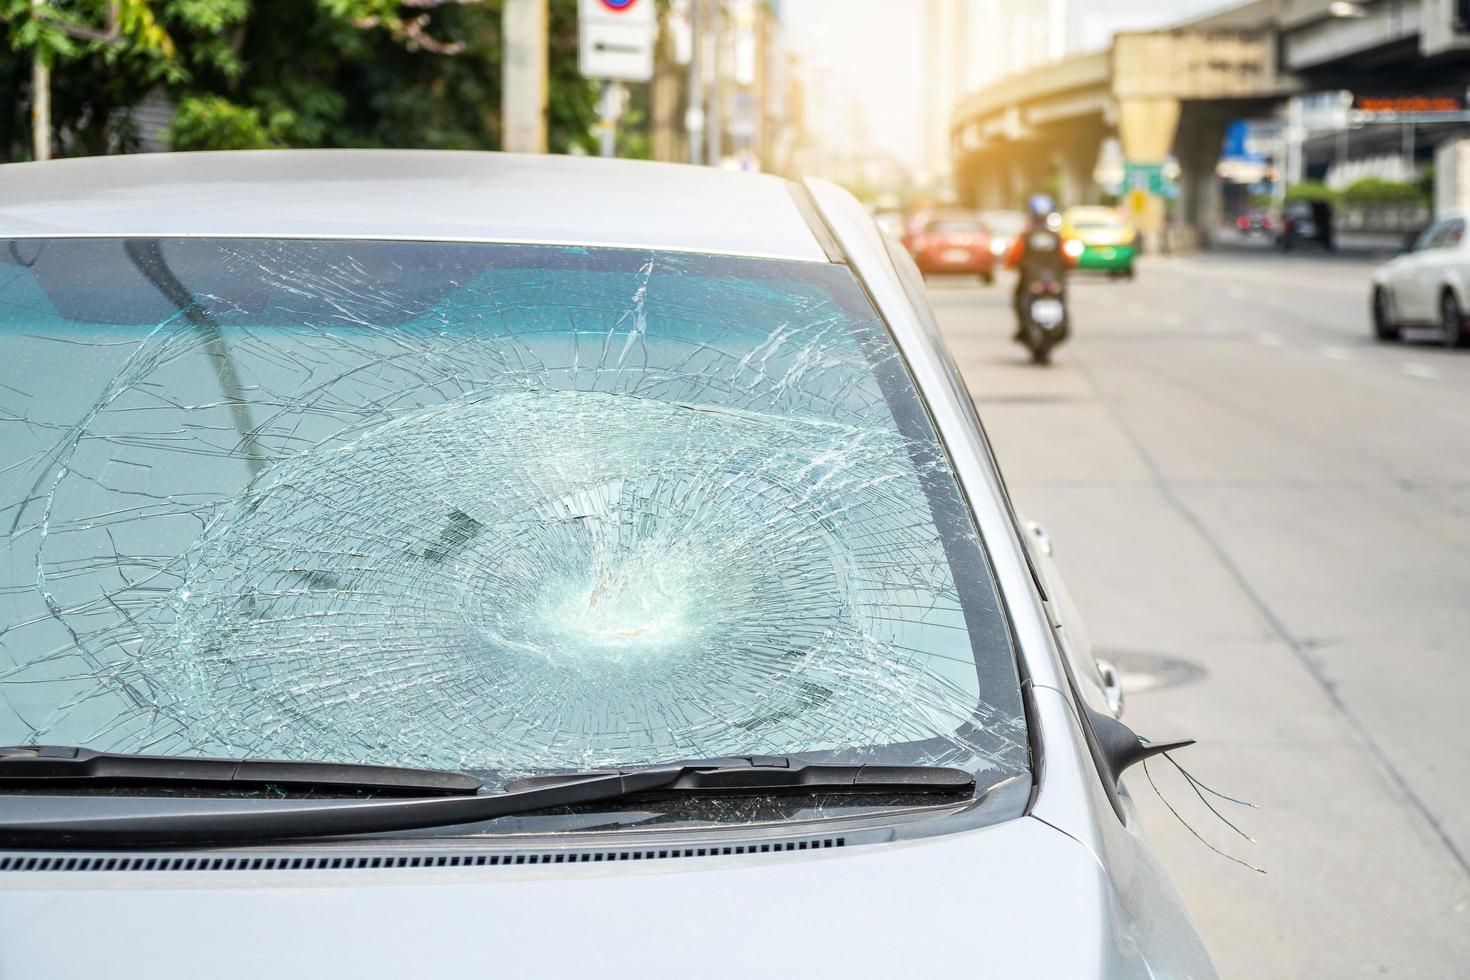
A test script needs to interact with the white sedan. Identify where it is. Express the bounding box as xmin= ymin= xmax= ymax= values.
xmin=0 ymin=150 xmax=1215 ymax=980
xmin=1372 ymin=212 xmax=1469 ymax=346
